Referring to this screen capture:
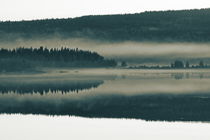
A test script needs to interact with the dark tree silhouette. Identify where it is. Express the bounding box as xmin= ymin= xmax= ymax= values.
xmin=185 ymin=61 xmax=190 ymax=68
xmin=174 ymin=60 xmax=184 ymax=68
xmin=0 ymin=47 xmax=117 ymax=71
xmin=1 ymin=9 xmax=210 ymax=42
xmin=199 ymin=61 xmax=204 ymax=68
xmin=121 ymin=61 xmax=127 ymax=67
